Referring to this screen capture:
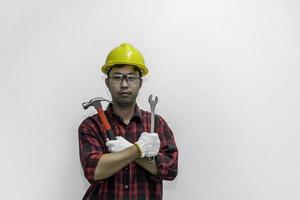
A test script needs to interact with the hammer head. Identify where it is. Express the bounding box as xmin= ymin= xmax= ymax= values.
xmin=82 ymin=97 xmax=111 ymax=110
